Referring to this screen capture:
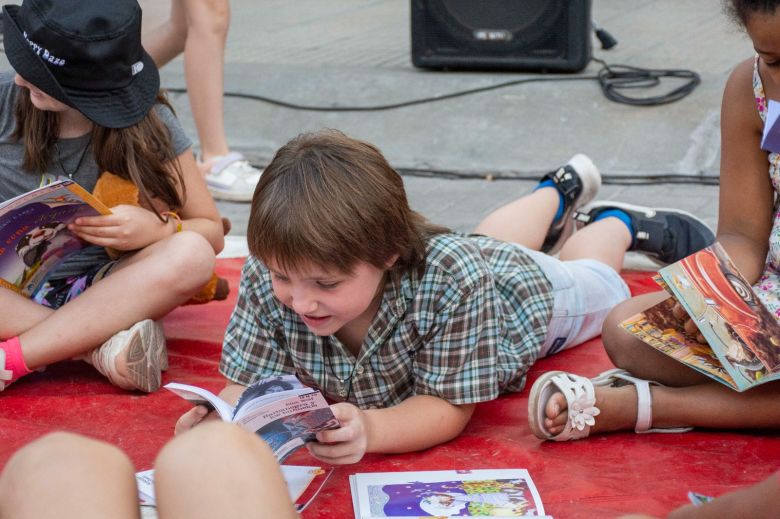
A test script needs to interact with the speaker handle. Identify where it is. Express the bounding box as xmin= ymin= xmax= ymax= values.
xmin=592 ymin=20 xmax=618 ymax=50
